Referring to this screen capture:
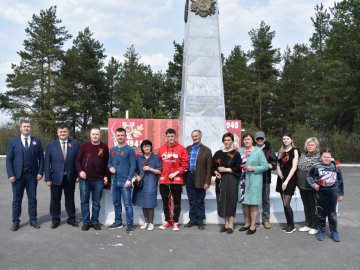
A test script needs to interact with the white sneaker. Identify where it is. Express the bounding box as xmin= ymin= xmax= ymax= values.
xmin=172 ymin=222 xmax=179 ymax=231
xmin=147 ymin=223 xmax=154 ymax=231
xmin=299 ymin=226 xmax=311 ymax=232
xmin=309 ymin=229 xmax=318 ymax=235
xmin=158 ymin=221 xmax=171 ymax=230
xmin=140 ymin=223 xmax=148 ymax=230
